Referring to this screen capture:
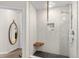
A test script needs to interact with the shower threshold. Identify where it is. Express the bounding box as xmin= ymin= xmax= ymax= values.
xmin=34 ymin=51 xmax=69 ymax=58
